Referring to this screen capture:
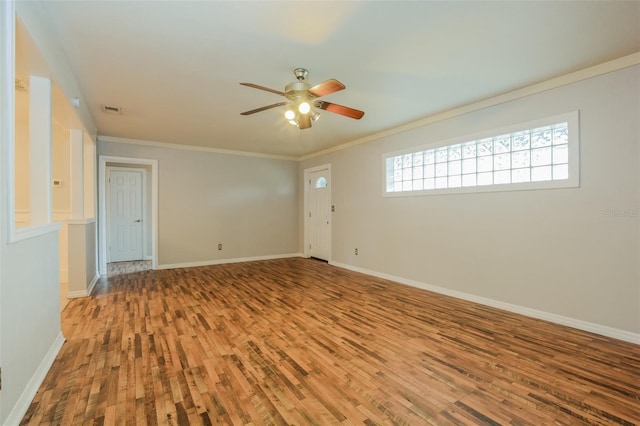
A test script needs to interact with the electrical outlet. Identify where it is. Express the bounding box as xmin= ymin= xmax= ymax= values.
xmin=218 ymin=243 xmax=222 ymax=250
xmin=355 ymin=248 xmax=358 ymax=255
